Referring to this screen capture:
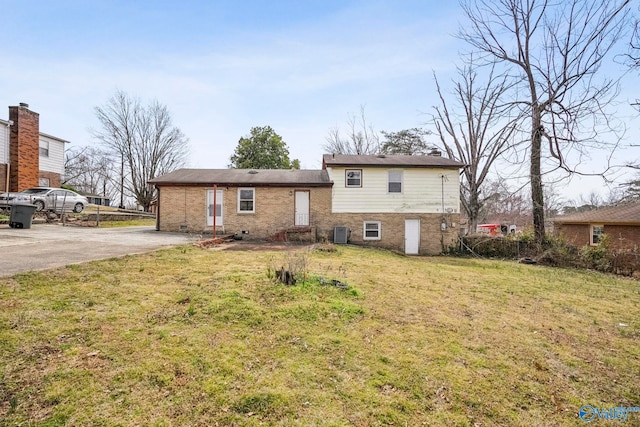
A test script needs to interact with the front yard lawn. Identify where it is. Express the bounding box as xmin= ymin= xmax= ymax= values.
xmin=0 ymin=245 xmax=638 ymax=426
